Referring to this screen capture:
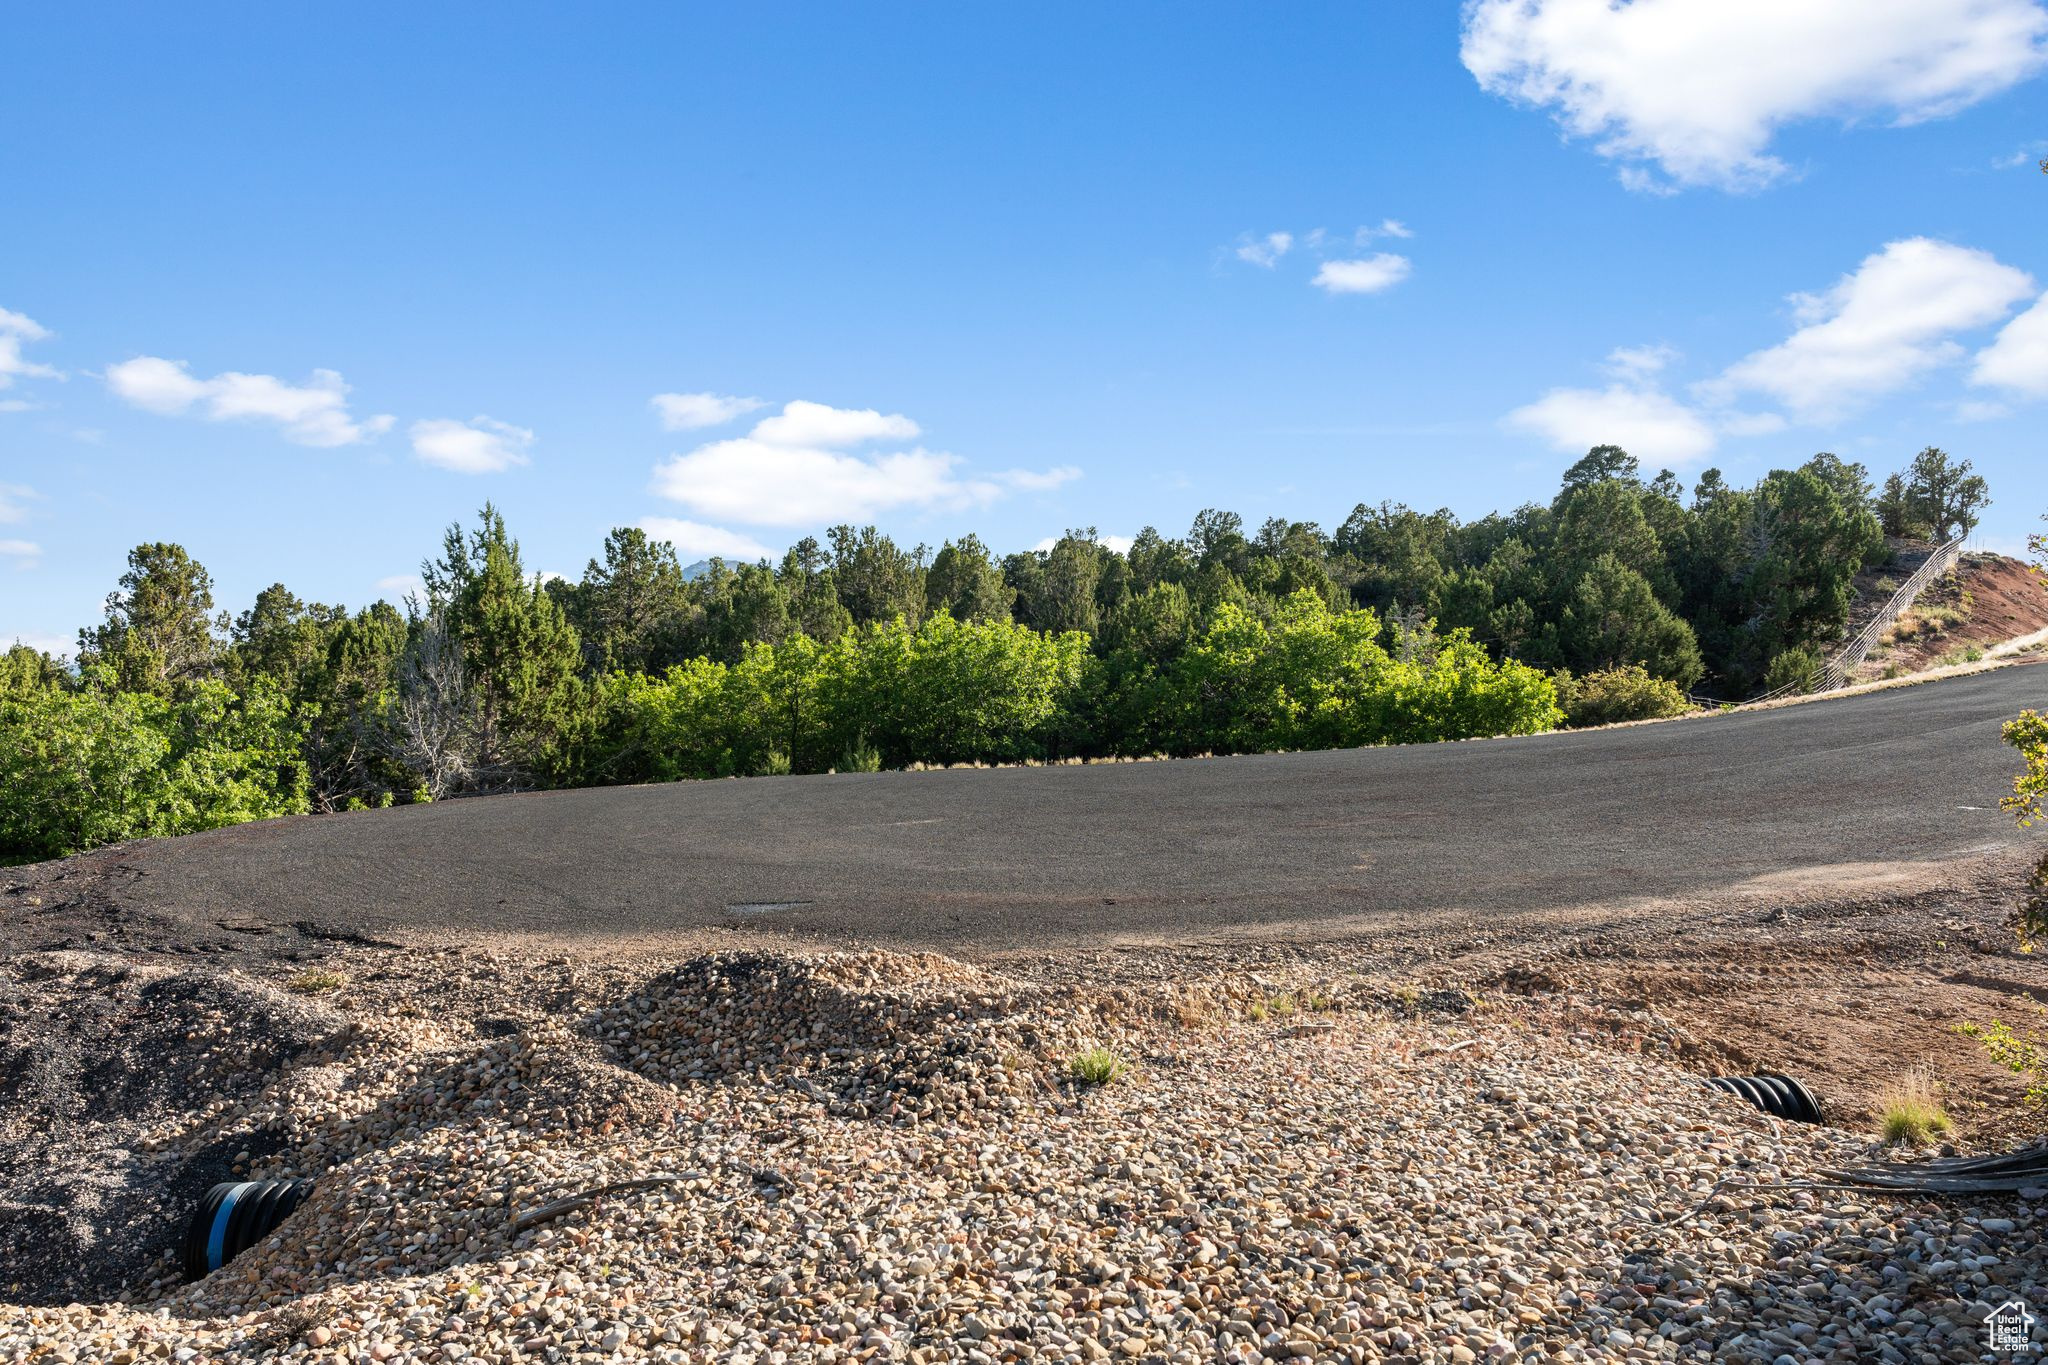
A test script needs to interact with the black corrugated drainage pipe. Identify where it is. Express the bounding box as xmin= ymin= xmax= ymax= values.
xmin=1710 ymin=1073 xmax=1824 ymax=1124
xmin=182 ymin=1180 xmax=315 ymax=1280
